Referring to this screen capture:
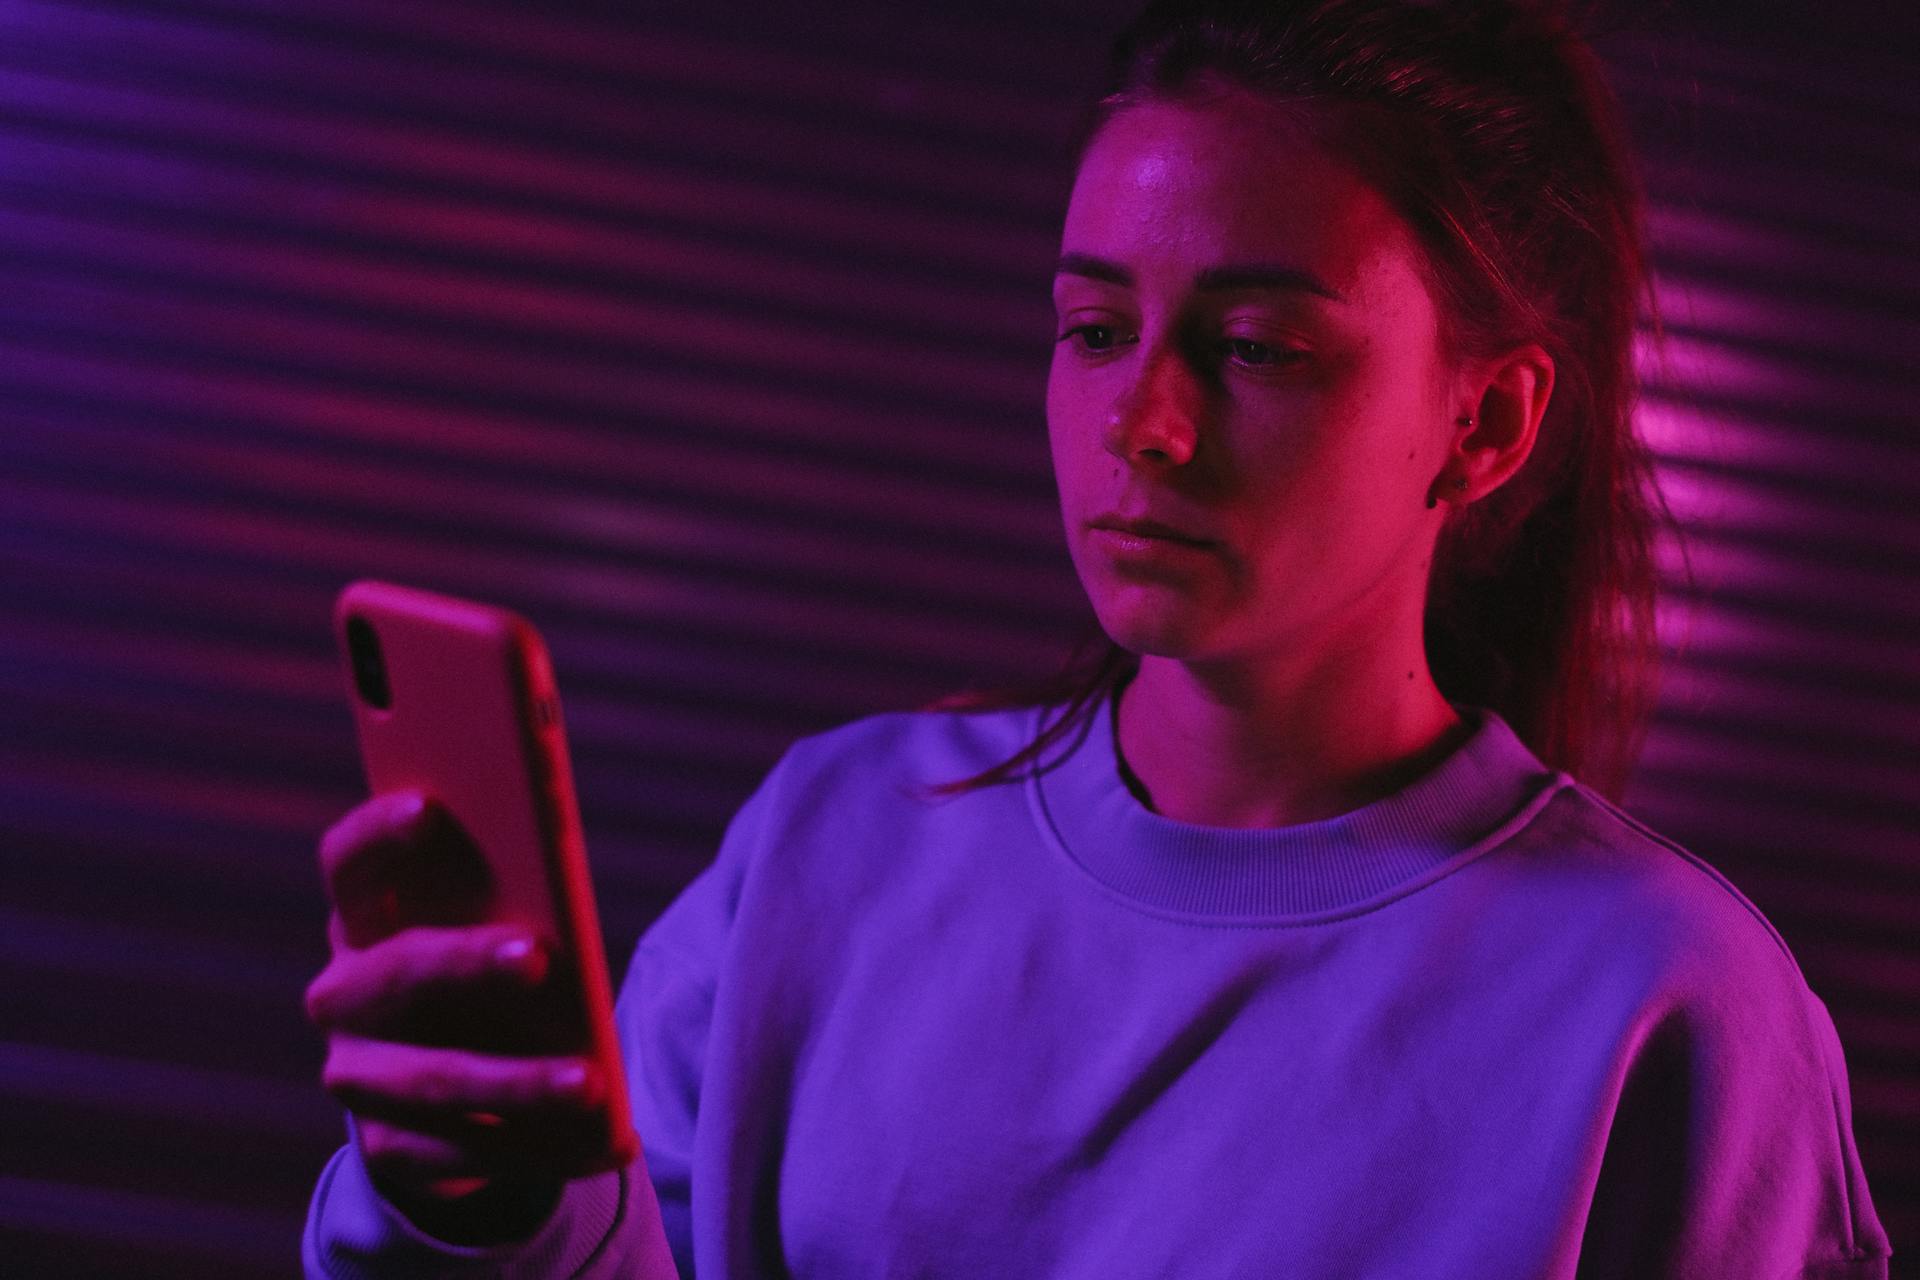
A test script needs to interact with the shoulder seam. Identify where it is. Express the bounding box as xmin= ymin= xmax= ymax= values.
xmin=1553 ymin=776 xmax=1805 ymax=977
